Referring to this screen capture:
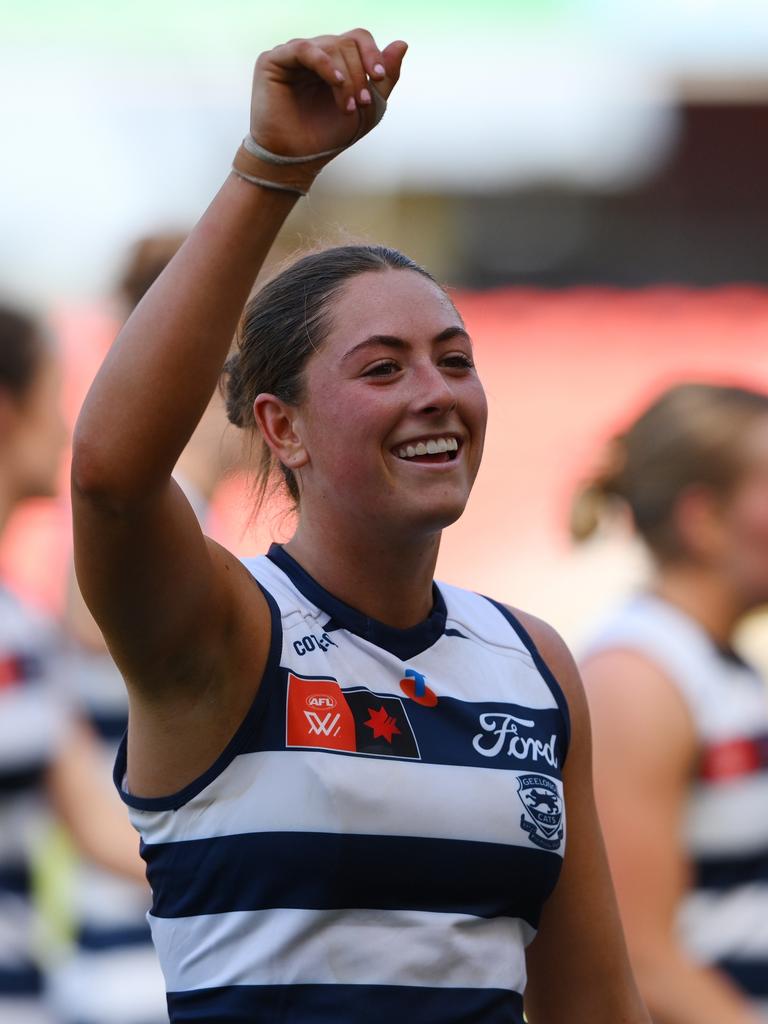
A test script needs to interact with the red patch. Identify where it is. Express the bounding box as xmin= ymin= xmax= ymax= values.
xmin=0 ymin=657 xmax=22 ymax=690
xmin=286 ymin=674 xmax=357 ymax=752
xmin=699 ymin=738 xmax=761 ymax=781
